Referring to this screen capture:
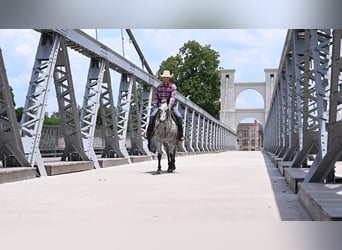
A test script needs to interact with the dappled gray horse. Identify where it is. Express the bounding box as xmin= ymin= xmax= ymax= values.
xmin=152 ymin=100 xmax=178 ymax=174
